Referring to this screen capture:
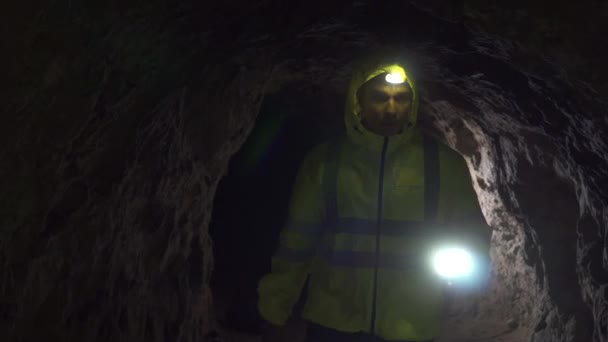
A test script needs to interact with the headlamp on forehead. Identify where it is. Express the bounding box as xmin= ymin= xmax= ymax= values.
xmin=384 ymin=65 xmax=407 ymax=85
xmin=385 ymin=72 xmax=405 ymax=84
